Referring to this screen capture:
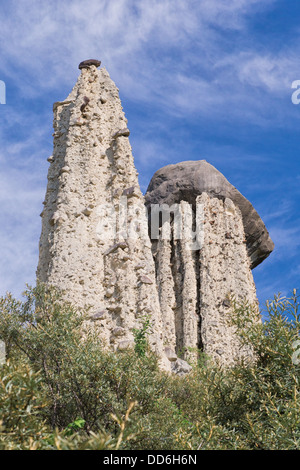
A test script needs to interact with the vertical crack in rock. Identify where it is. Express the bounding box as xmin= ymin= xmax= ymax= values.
xmin=195 ymin=248 xmax=203 ymax=353
xmin=151 ymin=203 xmax=203 ymax=363
xmin=152 ymin=238 xmax=177 ymax=352
xmin=172 ymin=238 xmax=184 ymax=355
